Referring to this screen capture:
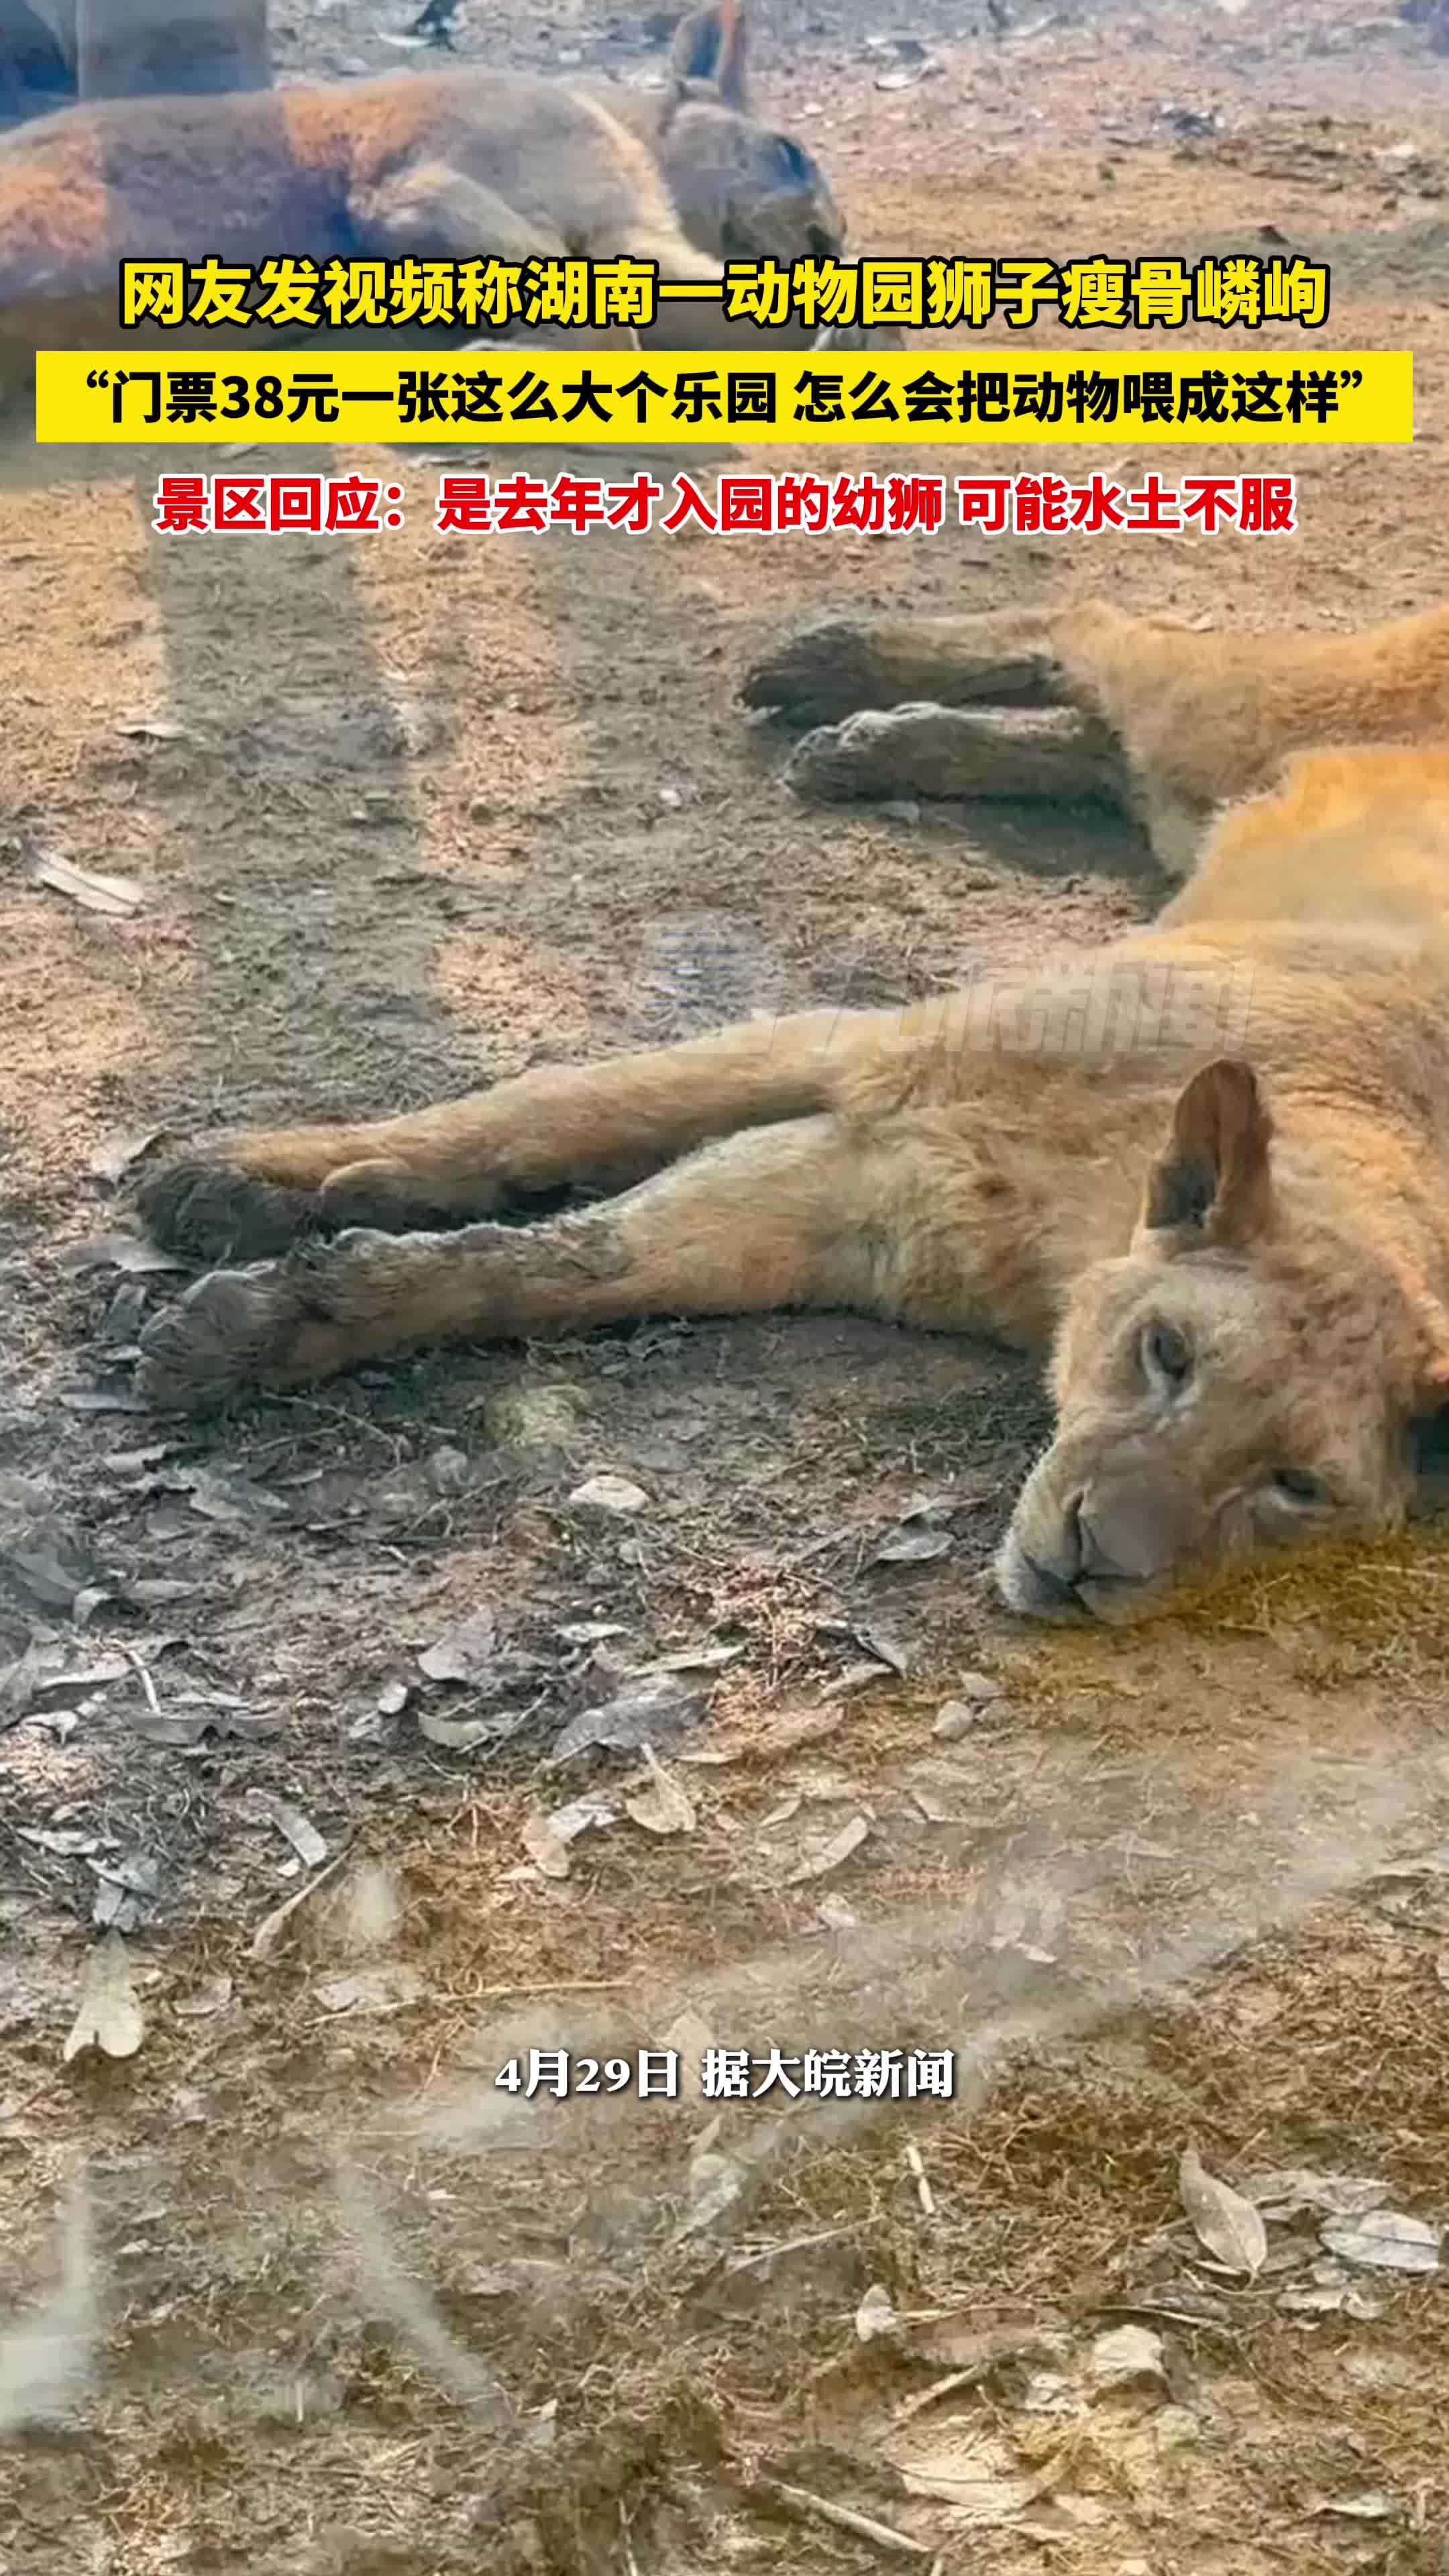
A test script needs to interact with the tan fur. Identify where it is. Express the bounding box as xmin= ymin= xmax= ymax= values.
xmin=0 ymin=0 xmax=845 ymax=373
xmin=133 ymin=596 xmax=1449 ymax=1629
xmin=742 ymin=598 xmax=1449 ymax=876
